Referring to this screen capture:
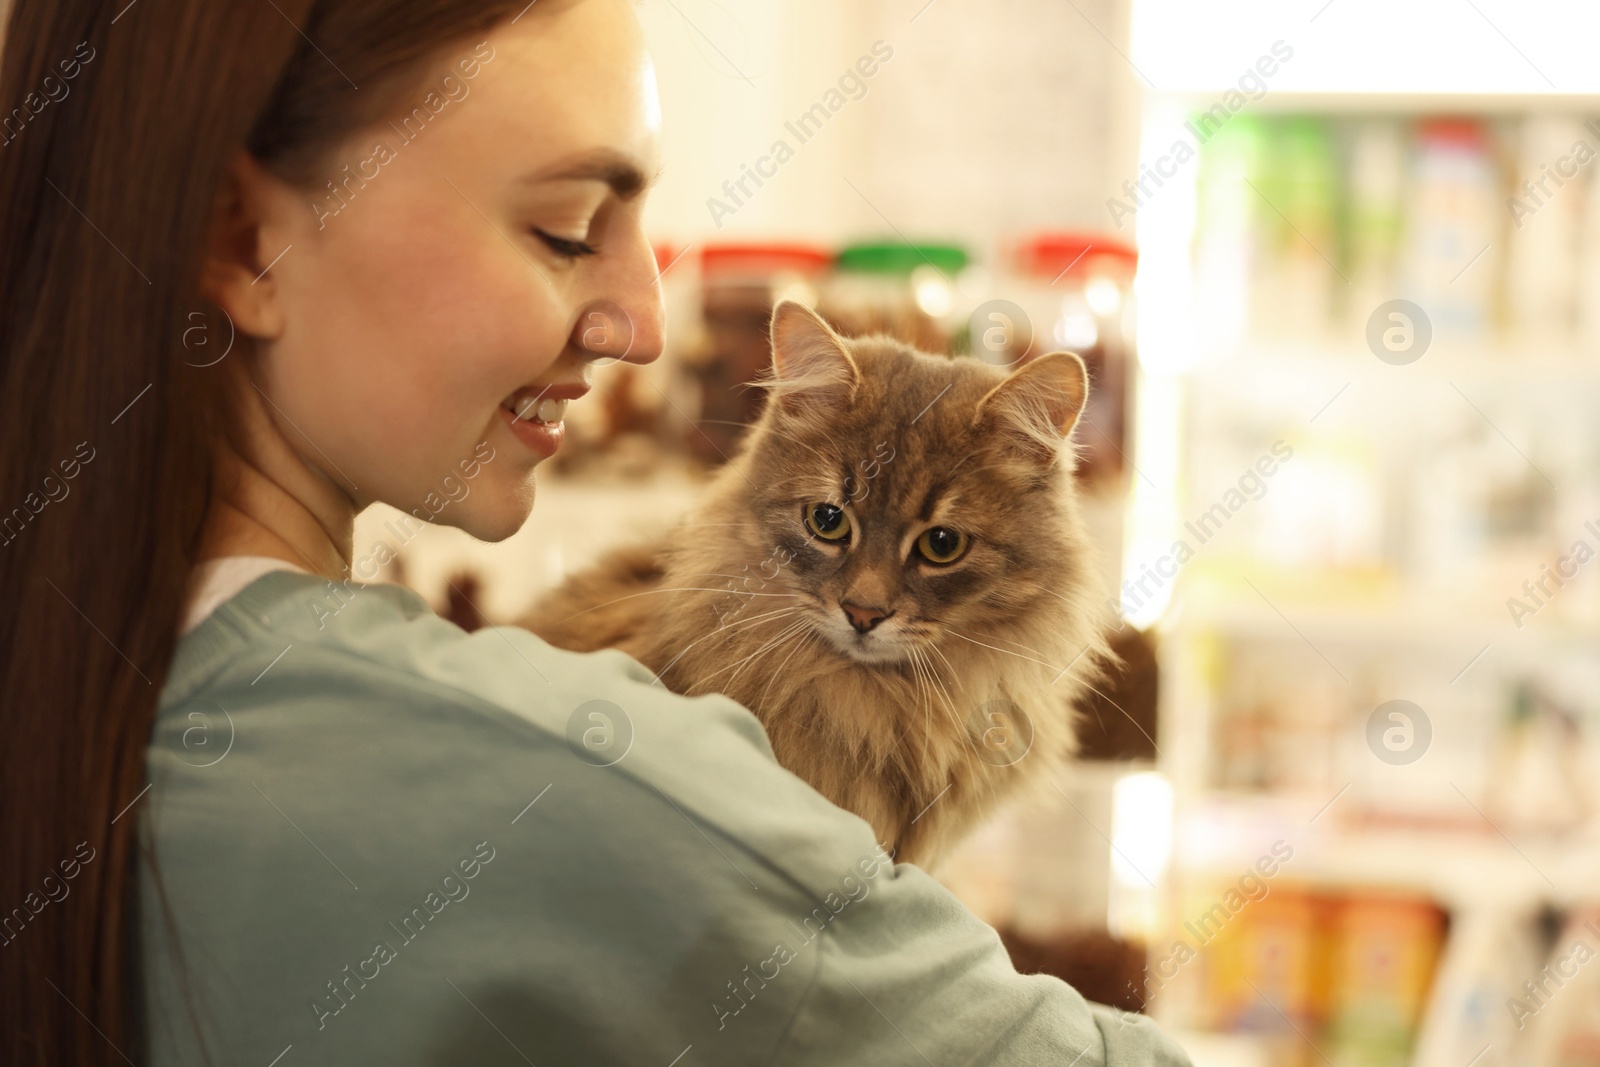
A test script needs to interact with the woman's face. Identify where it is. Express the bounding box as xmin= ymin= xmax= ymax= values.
xmin=234 ymin=0 xmax=664 ymax=542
